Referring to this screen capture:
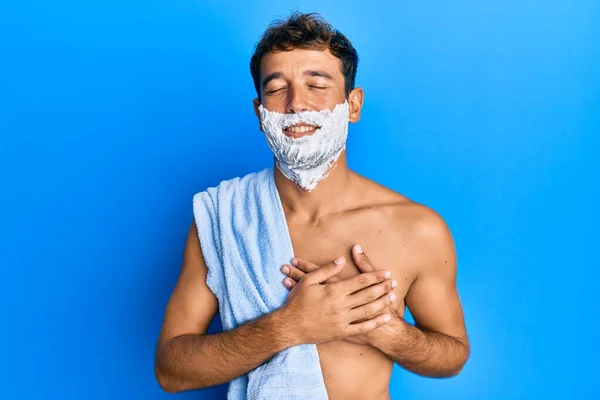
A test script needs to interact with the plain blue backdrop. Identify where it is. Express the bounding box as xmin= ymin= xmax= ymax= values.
xmin=1 ymin=0 xmax=598 ymax=399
